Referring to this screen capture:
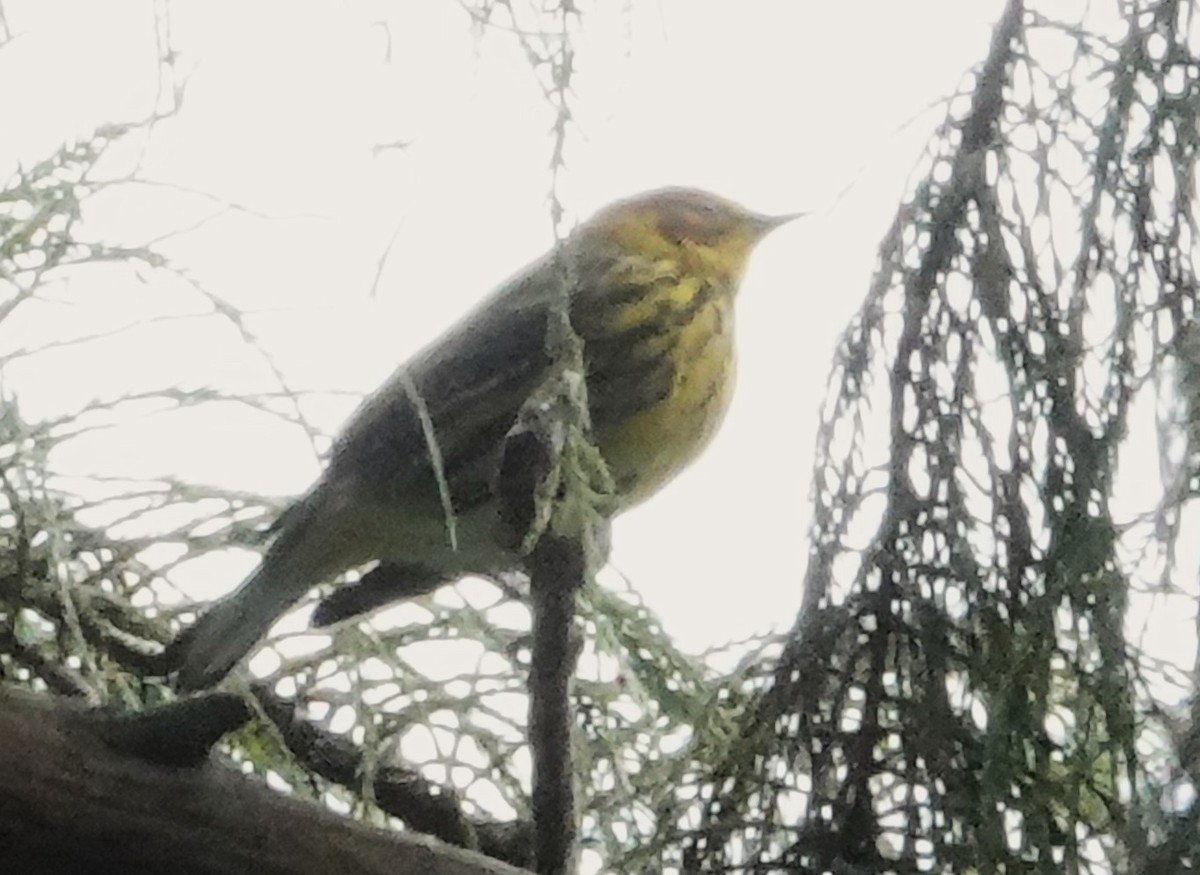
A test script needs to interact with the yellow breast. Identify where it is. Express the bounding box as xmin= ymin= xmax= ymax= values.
xmin=582 ymin=268 xmax=738 ymax=507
